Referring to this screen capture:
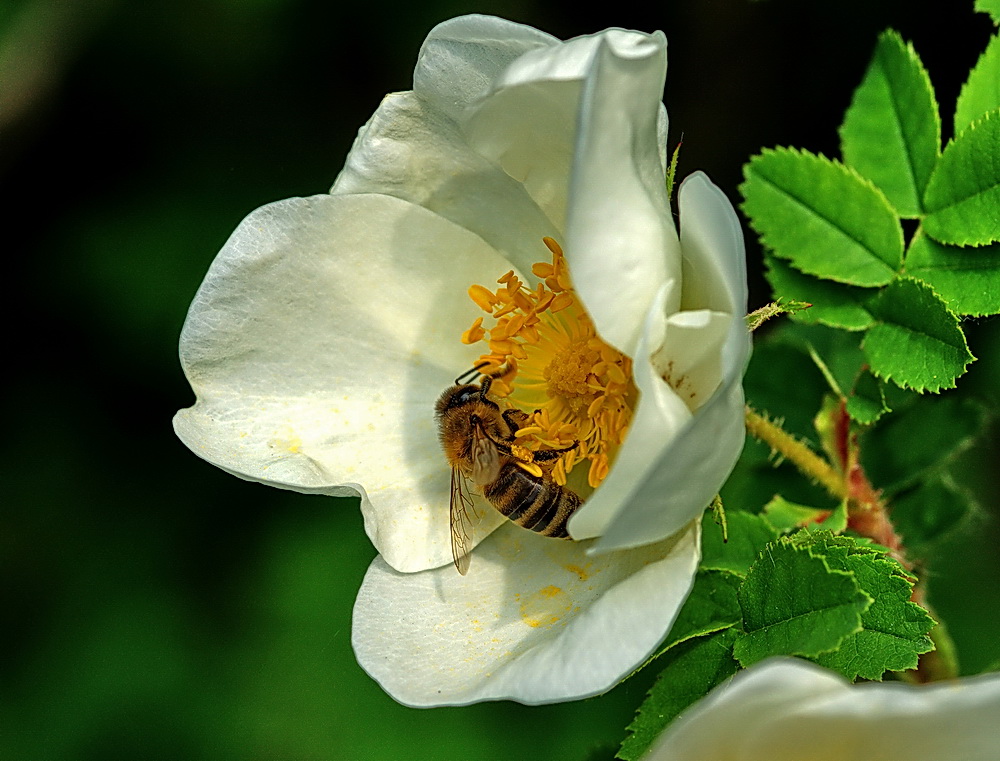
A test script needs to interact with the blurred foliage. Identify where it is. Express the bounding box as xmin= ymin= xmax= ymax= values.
xmin=2 ymin=0 xmax=998 ymax=758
